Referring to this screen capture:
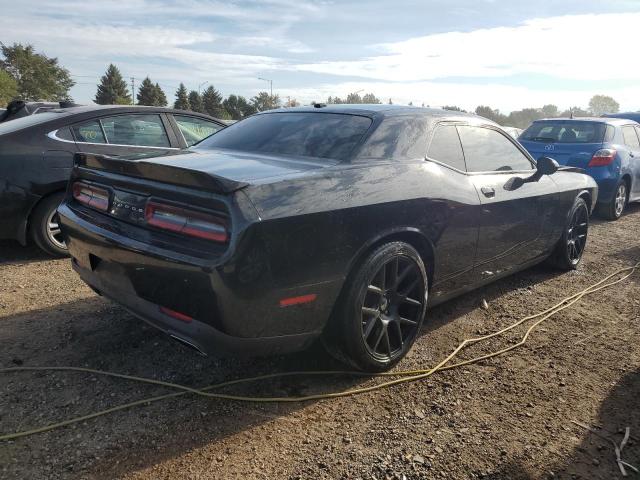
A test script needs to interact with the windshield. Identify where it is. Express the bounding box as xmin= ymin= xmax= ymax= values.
xmin=0 ymin=111 xmax=68 ymax=135
xmin=520 ymin=121 xmax=606 ymax=143
xmin=195 ymin=112 xmax=372 ymax=161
